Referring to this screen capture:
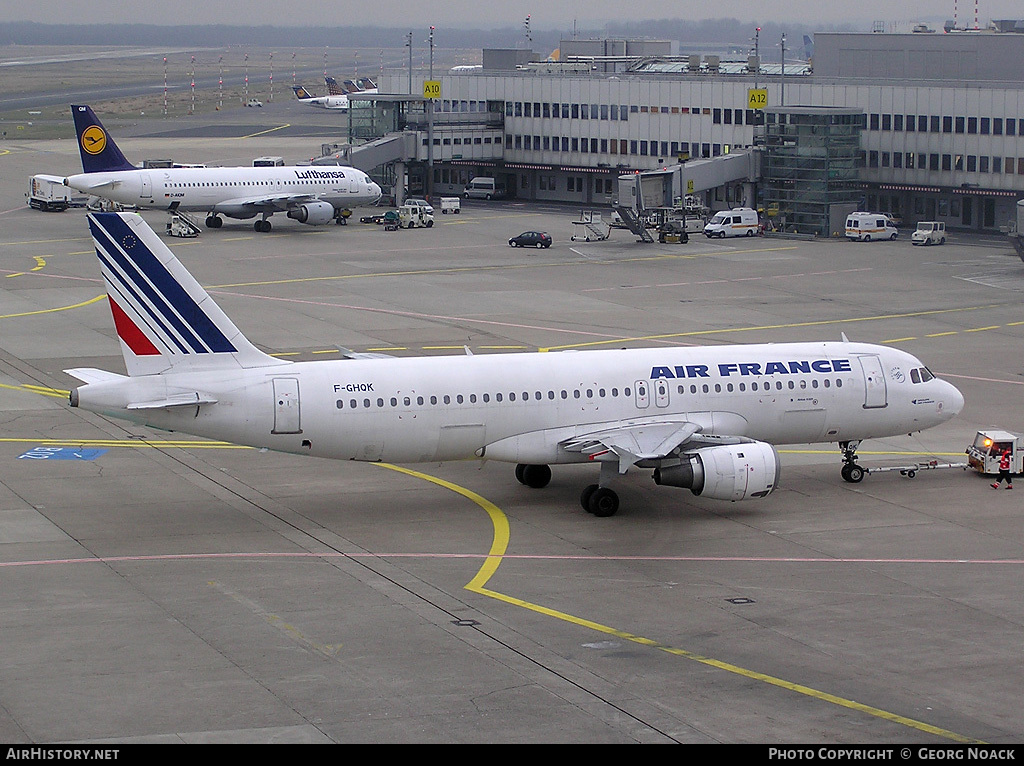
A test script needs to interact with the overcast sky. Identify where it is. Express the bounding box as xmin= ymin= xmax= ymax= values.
xmin=3 ymin=1 xmax=1022 ymax=29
